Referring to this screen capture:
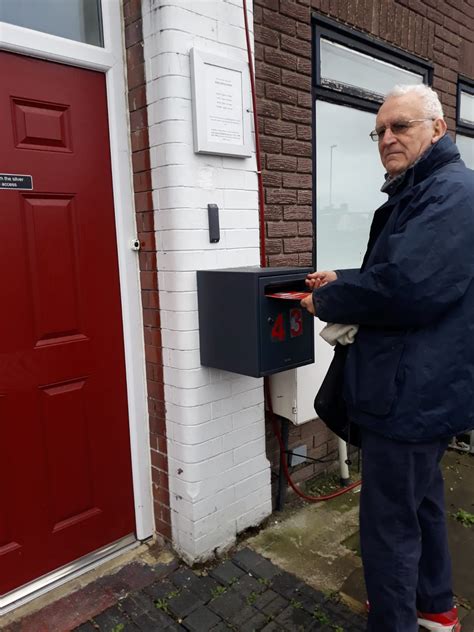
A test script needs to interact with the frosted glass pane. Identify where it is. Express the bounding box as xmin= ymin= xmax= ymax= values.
xmin=457 ymin=135 xmax=474 ymax=170
xmin=316 ymin=101 xmax=386 ymax=270
xmin=320 ymin=39 xmax=423 ymax=97
xmin=0 ymin=0 xmax=103 ymax=46
xmin=460 ymin=91 xmax=474 ymax=125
